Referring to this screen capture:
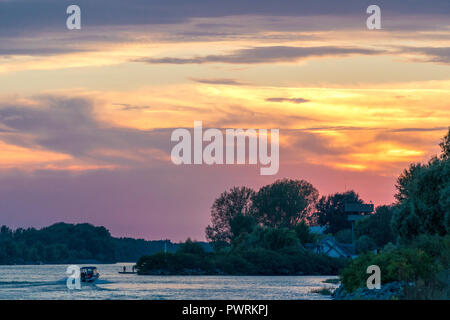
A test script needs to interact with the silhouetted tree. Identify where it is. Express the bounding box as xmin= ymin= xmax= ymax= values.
xmin=392 ymin=130 xmax=450 ymax=240
xmin=395 ymin=163 xmax=422 ymax=203
xmin=205 ymin=186 xmax=255 ymax=248
xmin=0 ymin=223 xmax=118 ymax=264
xmin=392 ymin=158 xmax=449 ymax=240
xmin=252 ymin=179 xmax=318 ymax=228
xmin=178 ymin=238 xmax=205 ymax=255
xmin=312 ymin=190 xmax=363 ymax=234
xmin=232 ymin=225 xmax=300 ymax=252
xmin=439 ymin=127 xmax=450 ymax=160
xmin=230 ymin=214 xmax=256 ymax=239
